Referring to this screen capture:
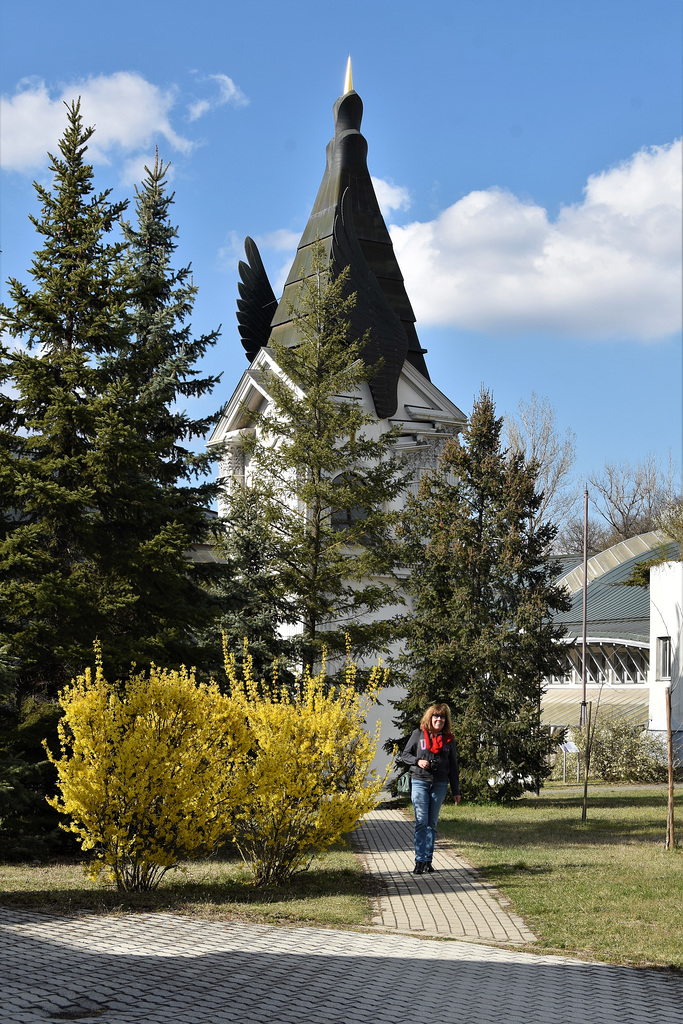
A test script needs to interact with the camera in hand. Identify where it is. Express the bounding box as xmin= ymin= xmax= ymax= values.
xmin=425 ymin=757 xmax=439 ymax=774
